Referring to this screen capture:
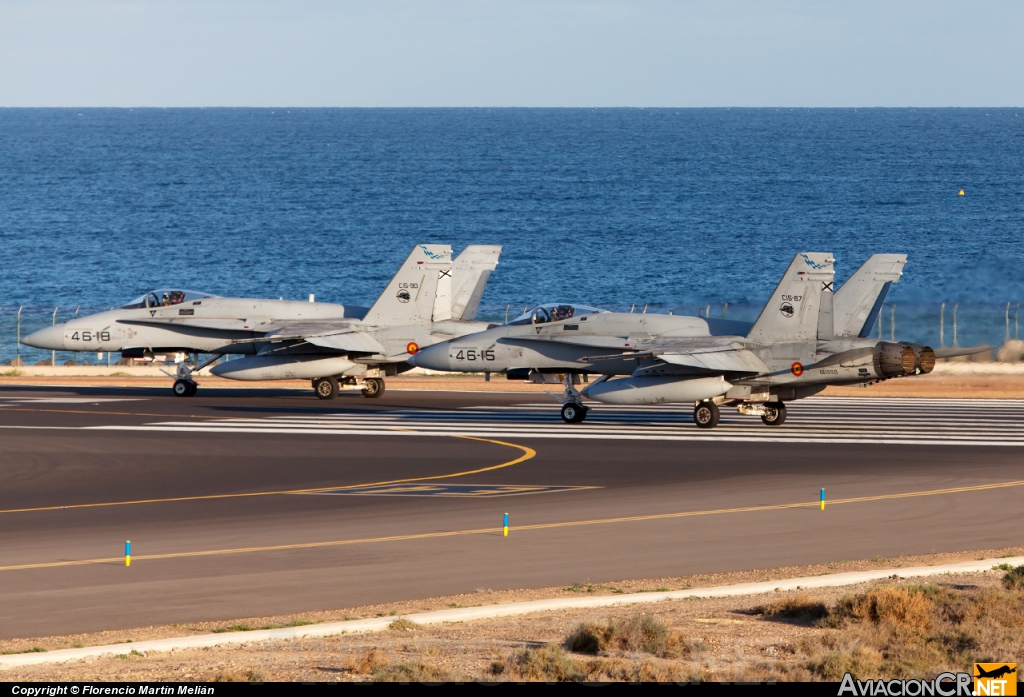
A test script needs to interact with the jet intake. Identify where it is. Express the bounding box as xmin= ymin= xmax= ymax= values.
xmin=874 ymin=342 xmax=933 ymax=377
xmin=582 ymin=376 xmax=731 ymax=406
